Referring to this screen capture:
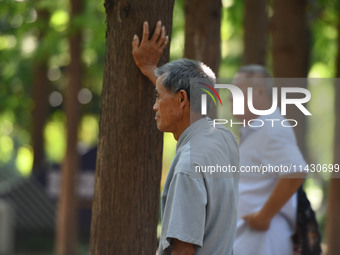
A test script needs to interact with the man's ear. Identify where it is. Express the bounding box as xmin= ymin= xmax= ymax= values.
xmin=178 ymin=90 xmax=189 ymax=106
